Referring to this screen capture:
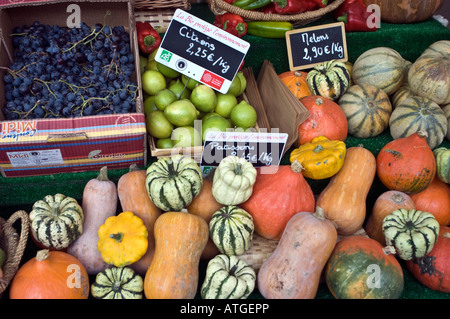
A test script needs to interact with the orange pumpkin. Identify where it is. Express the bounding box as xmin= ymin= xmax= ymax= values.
xmin=278 ymin=70 xmax=312 ymax=100
xmin=365 ymin=190 xmax=415 ymax=245
xmin=376 ymin=131 xmax=436 ymax=194
xmin=410 ymin=176 xmax=450 ymax=226
xmin=9 ymin=250 xmax=90 ymax=299
xmin=297 ymin=95 xmax=348 ymax=145
xmin=239 ymin=162 xmax=315 ymax=240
